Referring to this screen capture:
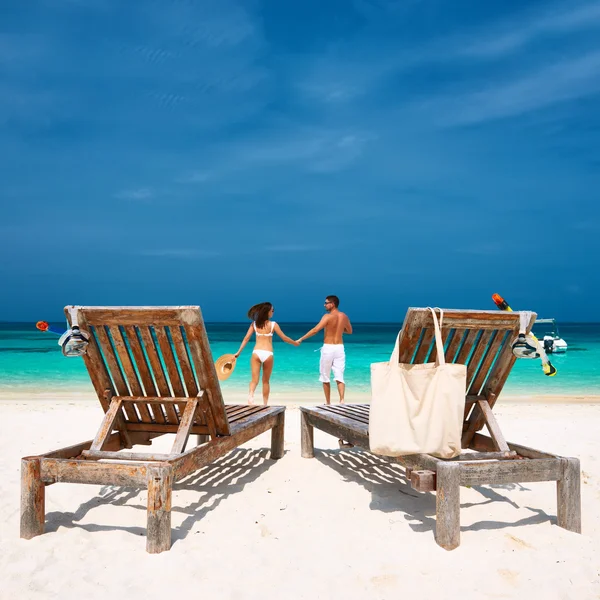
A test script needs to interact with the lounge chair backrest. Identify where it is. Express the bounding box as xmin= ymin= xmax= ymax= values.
xmin=397 ymin=308 xmax=536 ymax=441
xmin=65 ymin=306 xmax=230 ymax=436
